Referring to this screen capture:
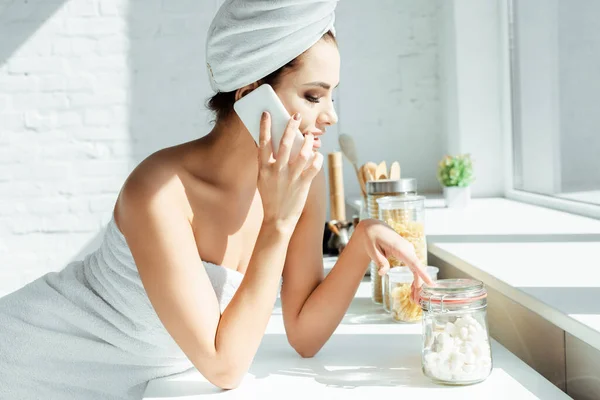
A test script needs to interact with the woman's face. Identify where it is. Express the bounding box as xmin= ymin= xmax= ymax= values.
xmin=275 ymin=39 xmax=340 ymax=150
